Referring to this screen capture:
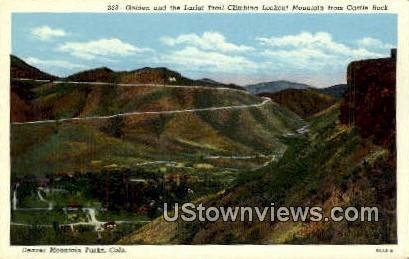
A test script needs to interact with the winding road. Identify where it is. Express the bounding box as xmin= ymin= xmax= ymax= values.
xmin=11 ymin=99 xmax=271 ymax=125
xmin=12 ymin=78 xmax=247 ymax=93
xmin=11 ymin=78 xmax=272 ymax=125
